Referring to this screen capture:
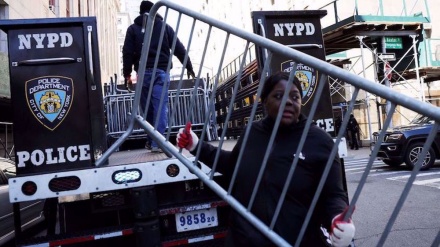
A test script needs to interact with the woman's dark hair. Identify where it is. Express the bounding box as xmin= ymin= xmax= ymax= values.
xmin=260 ymin=71 xmax=303 ymax=102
